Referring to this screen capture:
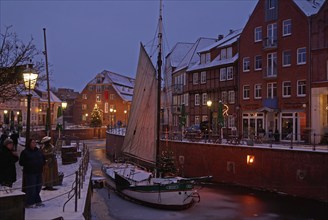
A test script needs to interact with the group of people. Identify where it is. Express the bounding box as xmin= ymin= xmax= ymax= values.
xmin=0 ymin=135 xmax=57 ymax=208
